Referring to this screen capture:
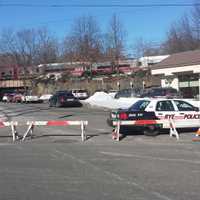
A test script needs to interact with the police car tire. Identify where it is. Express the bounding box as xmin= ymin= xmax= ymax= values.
xmin=143 ymin=126 xmax=159 ymax=136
